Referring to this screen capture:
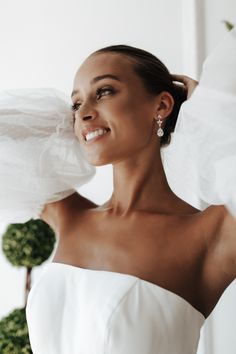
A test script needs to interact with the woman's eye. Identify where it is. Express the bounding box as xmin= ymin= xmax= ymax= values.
xmin=96 ymin=87 xmax=114 ymax=99
xmin=71 ymin=103 xmax=81 ymax=112
xmin=71 ymin=87 xmax=114 ymax=113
